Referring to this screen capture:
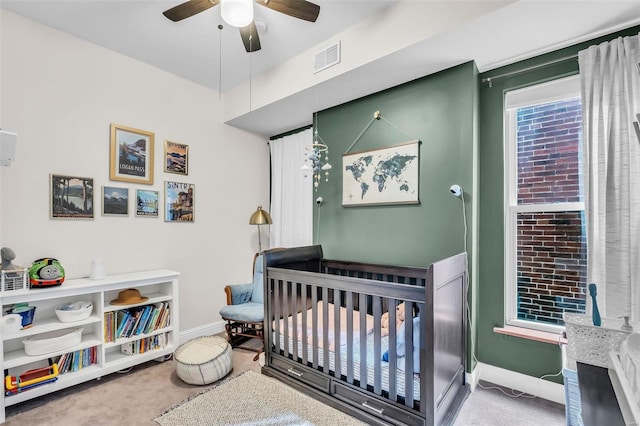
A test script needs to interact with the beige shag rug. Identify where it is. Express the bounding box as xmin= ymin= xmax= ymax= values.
xmin=154 ymin=370 xmax=366 ymax=425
